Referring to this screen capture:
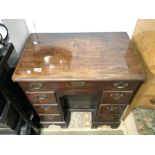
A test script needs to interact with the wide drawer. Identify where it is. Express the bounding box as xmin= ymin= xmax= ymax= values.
xmin=101 ymin=91 xmax=133 ymax=104
xmin=97 ymin=104 xmax=126 ymax=114
xmin=26 ymin=91 xmax=58 ymax=105
xmin=39 ymin=114 xmax=63 ymax=122
xmin=95 ymin=114 xmax=120 ymax=122
xmin=33 ymin=105 xmax=61 ymax=114
xmin=19 ymin=81 xmax=140 ymax=92
xmin=19 ymin=81 xmax=102 ymax=92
